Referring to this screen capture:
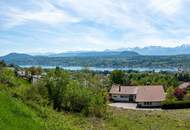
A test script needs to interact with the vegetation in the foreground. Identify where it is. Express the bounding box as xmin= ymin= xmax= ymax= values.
xmin=0 ymin=61 xmax=190 ymax=130
xmin=0 ymin=91 xmax=44 ymax=130
xmin=1 ymin=91 xmax=190 ymax=130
